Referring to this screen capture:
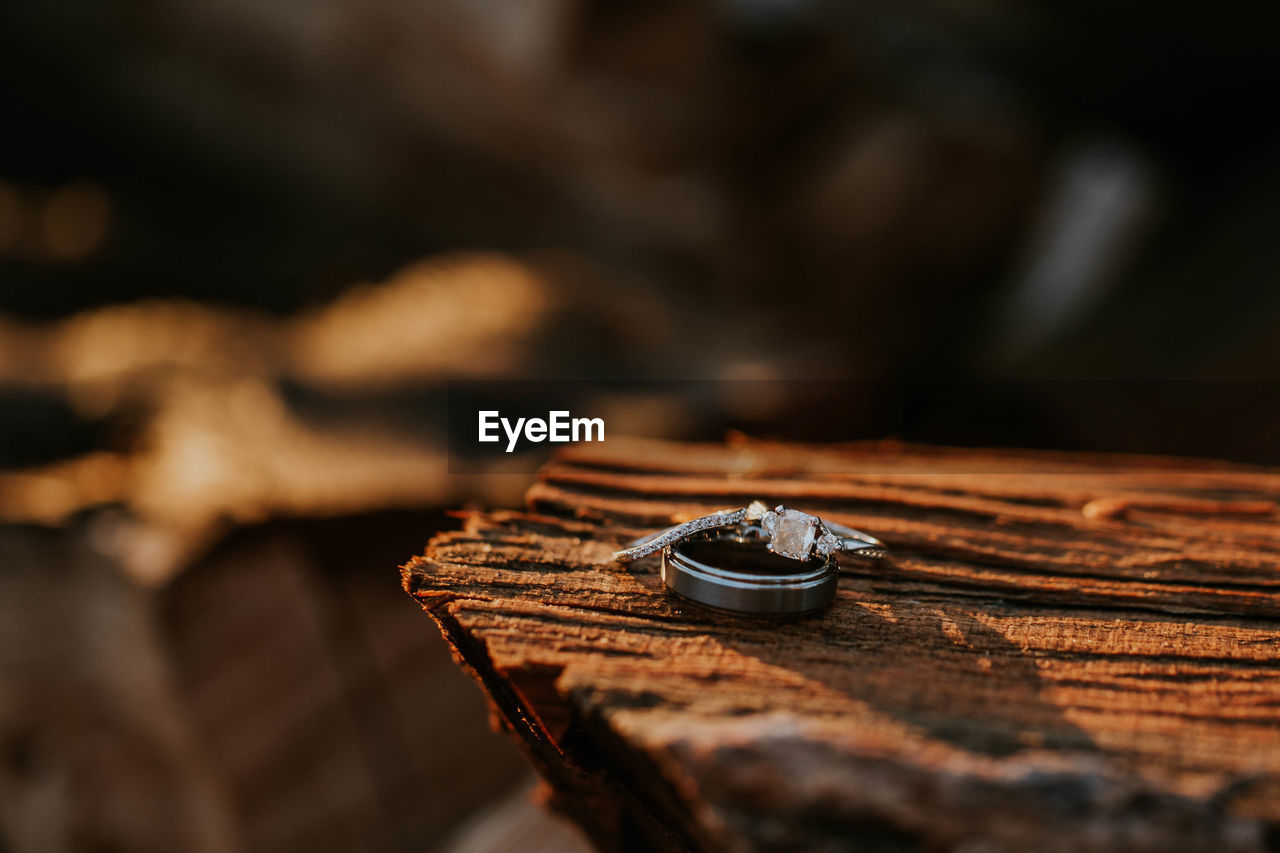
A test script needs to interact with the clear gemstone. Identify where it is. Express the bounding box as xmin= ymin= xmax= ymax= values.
xmin=815 ymin=532 xmax=839 ymax=556
xmin=768 ymin=509 xmax=817 ymax=559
